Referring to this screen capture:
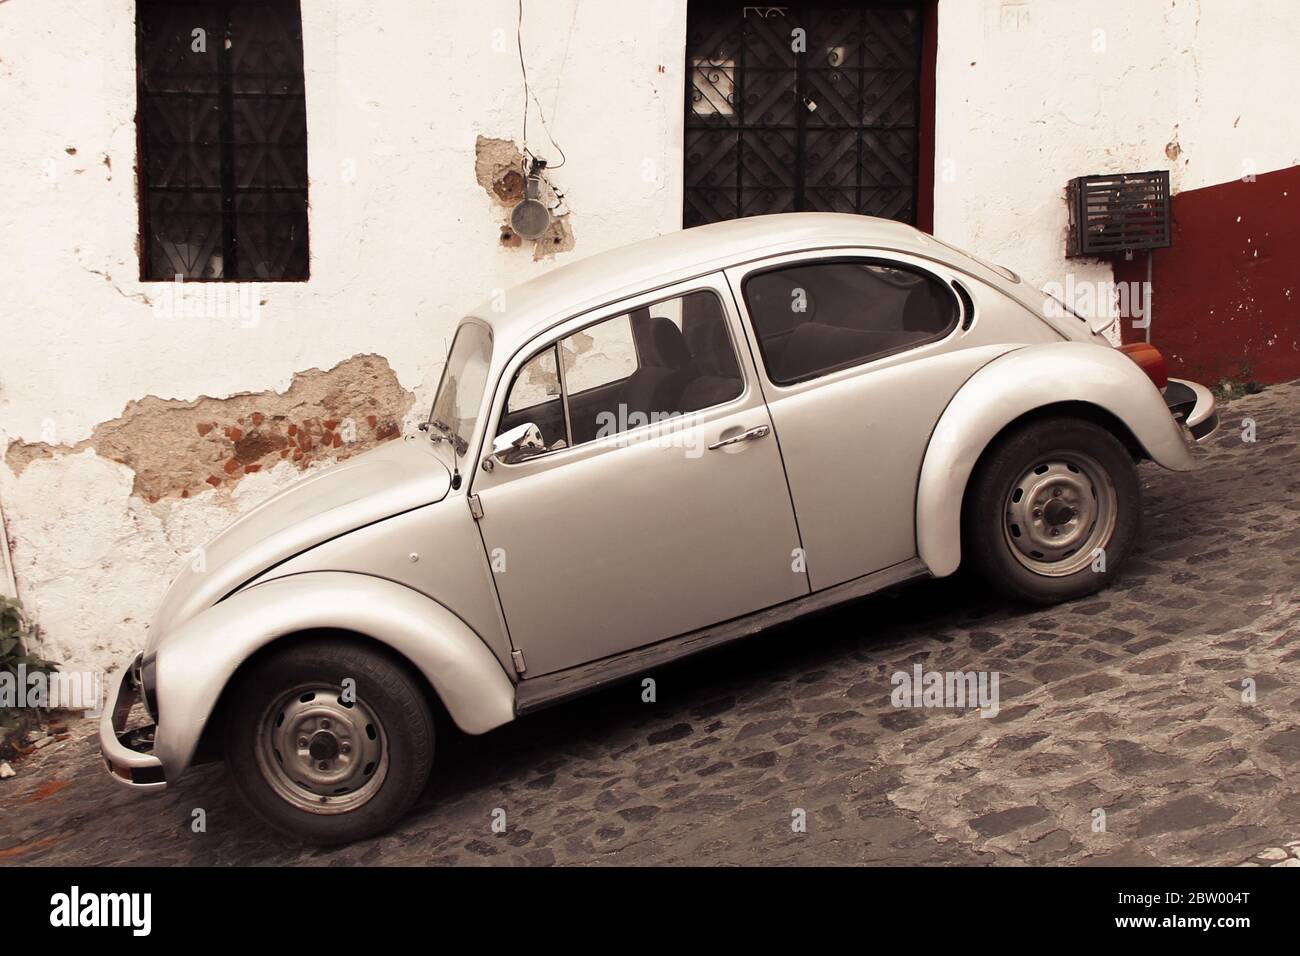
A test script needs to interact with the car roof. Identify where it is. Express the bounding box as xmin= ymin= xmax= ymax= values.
xmin=471 ymin=212 xmax=1006 ymax=362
